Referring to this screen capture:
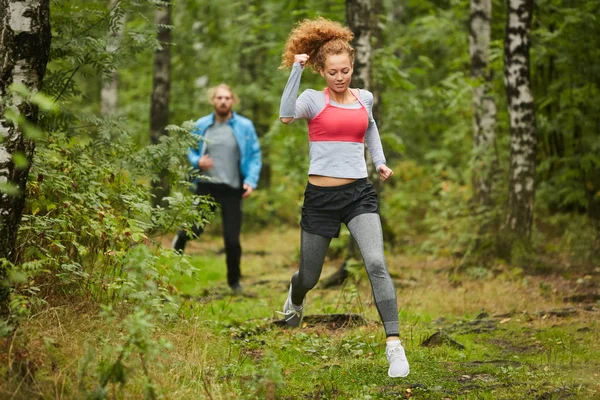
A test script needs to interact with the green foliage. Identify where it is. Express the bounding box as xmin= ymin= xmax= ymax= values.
xmin=58 ymin=0 xmax=600 ymax=268
xmin=3 ymin=0 xmax=599 ymax=396
xmin=11 ymin=114 xmax=207 ymax=395
xmin=533 ymin=0 xmax=600 ymax=216
xmin=373 ymin=0 xmax=599 ymax=263
xmin=3 ymin=1 xmax=214 ymax=396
